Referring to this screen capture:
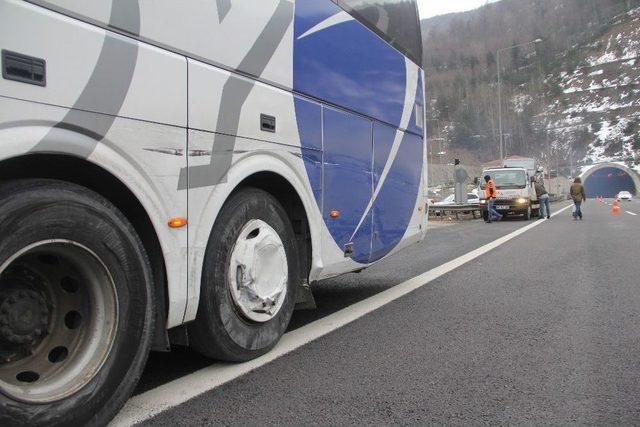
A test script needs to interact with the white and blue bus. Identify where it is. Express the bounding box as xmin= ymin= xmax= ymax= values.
xmin=0 ymin=0 xmax=426 ymax=423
